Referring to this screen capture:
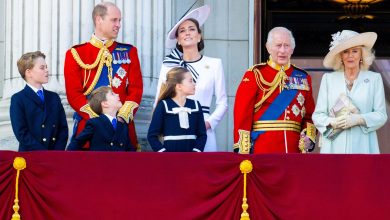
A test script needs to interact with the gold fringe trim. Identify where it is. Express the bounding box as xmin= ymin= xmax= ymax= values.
xmin=240 ymin=160 xmax=253 ymax=220
xmin=11 ymin=157 xmax=26 ymax=220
